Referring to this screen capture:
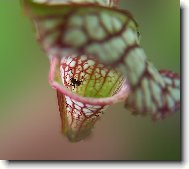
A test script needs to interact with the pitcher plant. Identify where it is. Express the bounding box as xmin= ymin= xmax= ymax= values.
xmin=21 ymin=0 xmax=180 ymax=142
